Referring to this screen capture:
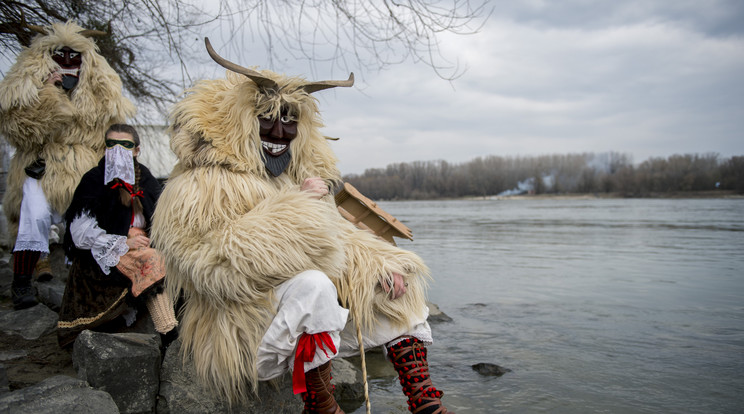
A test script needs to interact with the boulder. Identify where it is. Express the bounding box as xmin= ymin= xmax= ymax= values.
xmin=427 ymin=301 xmax=453 ymax=323
xmin=157 ymin=338 xmax=303 ymax=413
xmin=73 ymin=330 xmax=161 ymax=413
xmin=471 ymin=362 xmax=511 ymax=377
xmin=332 ymin=357 xmax=364 ymax=403
xmin=35 ymin=278 xmax=66 ymax=312
xmin=0 ymin=304 xmax=58 ymax=340
xmin=0 ymin=374 xmax=119 ymax=413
